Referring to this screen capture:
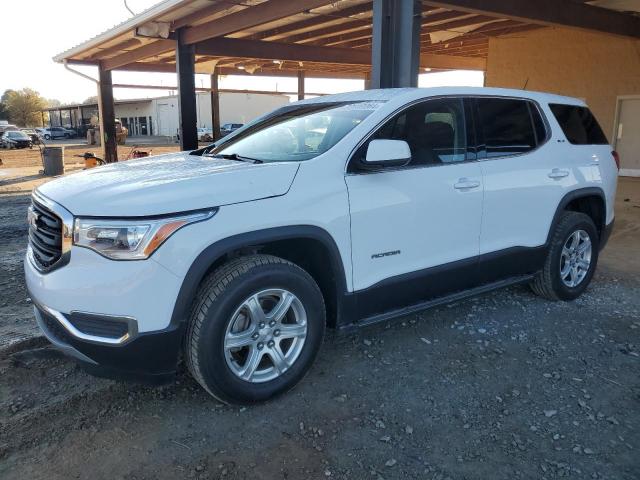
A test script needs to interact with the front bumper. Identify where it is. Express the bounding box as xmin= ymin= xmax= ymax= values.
xmin=33 ymin=302 xmax=183 ymax=382
xmin=25 ymin=244 xmax=186 ymax=381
